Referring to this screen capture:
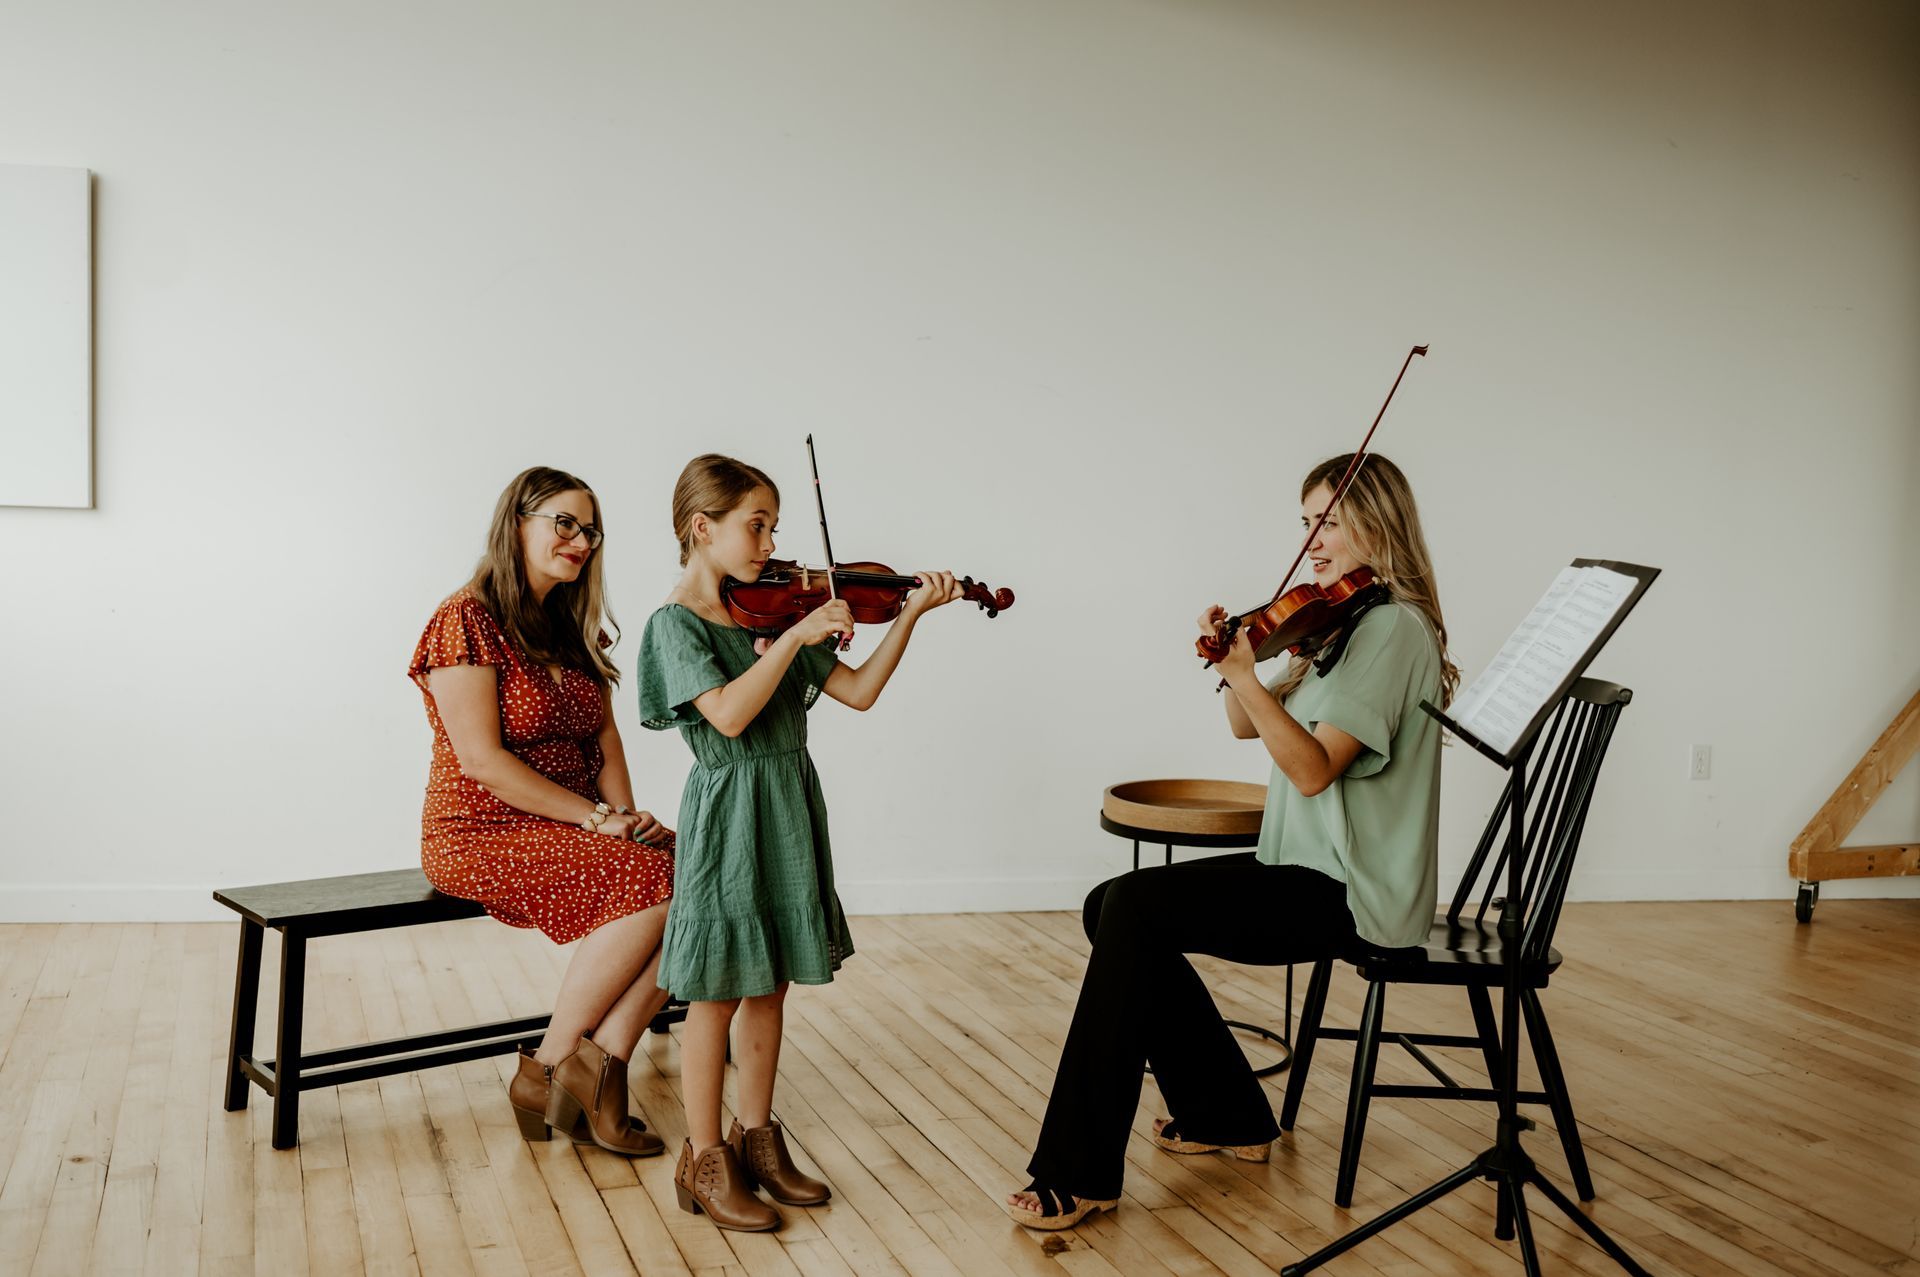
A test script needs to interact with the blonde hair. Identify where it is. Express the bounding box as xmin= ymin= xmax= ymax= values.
xmin=465 ymin=466 xmax=620 ymax=687
xmin=671 ymin=453 xmax=780 ymax=566
xmin=1271 ymin=453 xmax=1459 ymax=708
